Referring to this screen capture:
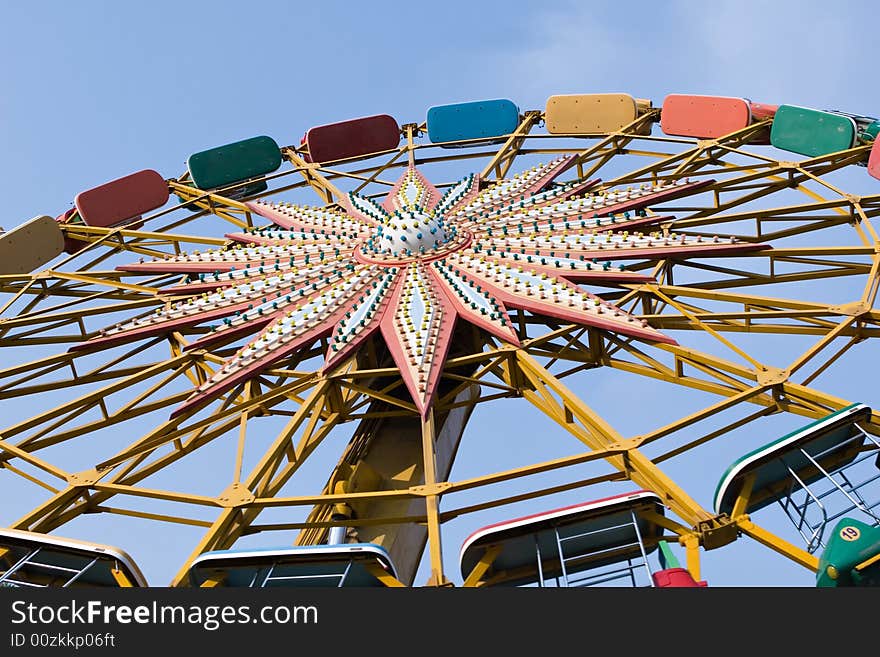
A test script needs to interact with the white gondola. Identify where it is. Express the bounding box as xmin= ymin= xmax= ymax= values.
xmin=714 ymin=403 xmax=879 ymax=553
xmin=0 ymin=528 xmax=146 ymax=588
xmin=459 ymin=491 xmax=667 ymax=587
xmin=187 ymin=543 xmax=399 ymax=587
